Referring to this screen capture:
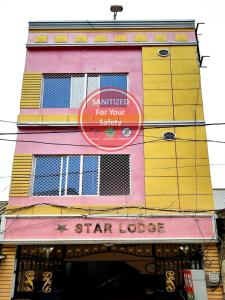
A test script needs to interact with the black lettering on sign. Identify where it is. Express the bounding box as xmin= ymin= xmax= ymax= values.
xmin=127 ymin=223 xmax=136 ymax=233
xmin=84 ymin=223 xmax=92 ymax=233
xmin=94 ymin=223 xmax=103 ymax=233
xmin=119 ymin=223 xmax=126 ymax=233
xmin=138 ymin=223 xmax=145 ymax=233
xmin=75 ymin=223 xmax=83 ymax=233
xmin=158 ymin=223 xmax=165 ymax=233
xmin=104 ymin=223 xmax=112 ymax=233
xmin=148 ymin=223 xmax=156 ymax=232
